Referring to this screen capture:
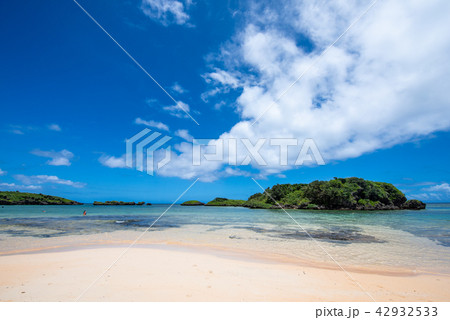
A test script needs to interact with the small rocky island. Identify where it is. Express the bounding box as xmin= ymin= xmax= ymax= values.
xmin=192 ymin=177 xmax=426 ymax=211
xmin=205 ymin=198 xmax=246 ymax=206
xmin=93 ymin=201 xmax=148 ymax=205
xmin=180 ymin=200 xmax=205 ymax=206
xmin=0 ymin=191 xmax=82 ymax=205
xmin=181 ymin=198 xmax=246 ymax=207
